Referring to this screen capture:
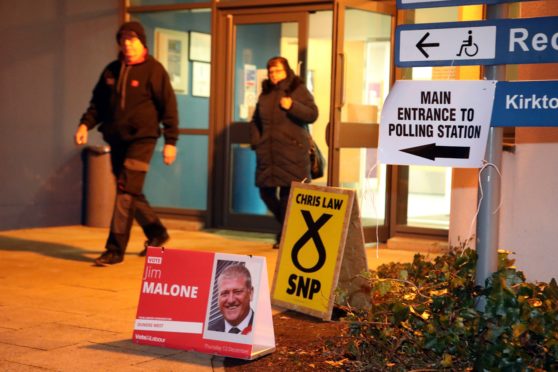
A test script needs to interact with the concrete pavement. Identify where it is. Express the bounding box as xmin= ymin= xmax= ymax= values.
xmin=0 ymin=225 xmax=422 ymax=371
